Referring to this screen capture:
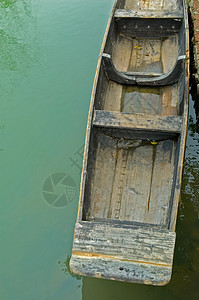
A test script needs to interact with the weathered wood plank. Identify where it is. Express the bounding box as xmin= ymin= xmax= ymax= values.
xmin=93 ymin=110 xmax=183 ymax=133
xmin=145 ymin=140 xmax=175 ymax=225
xmin=122 ymin=86 xmax=162 ymax=115
xmin=119 ymin=145 xmax=153 ymax=222
xmin=103 ymin=82 xmax=122 ymax=113
xmin=161 ymin=36 xmax=179 ymax=115
xmin=73 ymin=221 xmax=176 ymax=265
xmin=87 ymin=134 xmax=117 ymax=220
xmin=112 ymin=34 xmax=132 ymax=72
xmin=124 ymin=0 xmax=180 ymax=11
xmin=162 ymin=36 xmax=178 ymax=73
xmin=107 ymin=148 xmax=129 ymax=220
xmin=103 ymin=34 xmax=132 ymax=111
xmin=113 ymin=140 xmax=175 ymax=226
xmin=70 ymin=254 xmax=173 ymax=285
xmin=128 ymin=39 xmax=162 ymax=73
xmin=86 ymin=136 xmax=176 ymax=226
xmin=115 ymin=9 xmax=183 ymax=19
